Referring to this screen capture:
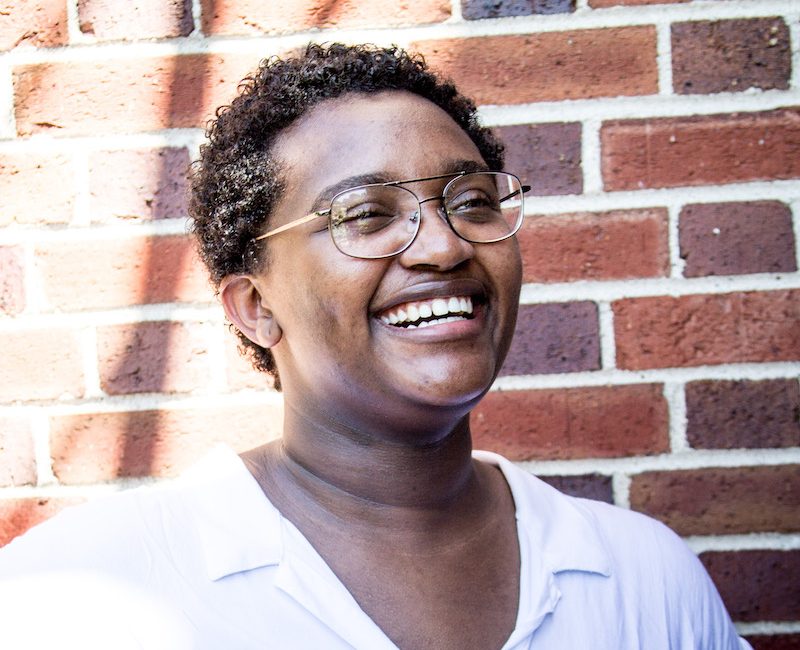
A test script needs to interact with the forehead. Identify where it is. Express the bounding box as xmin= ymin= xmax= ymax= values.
xmin=271 ymin=91 xmax=485 ymax=209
